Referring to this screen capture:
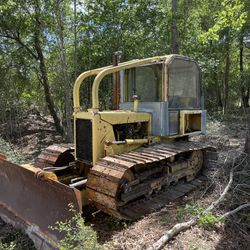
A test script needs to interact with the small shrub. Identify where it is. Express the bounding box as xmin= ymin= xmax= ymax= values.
xmin=177 ymin=203 xmax=219 ymax=228
xmin=51 ymin=204 xmax=103 ymax=250
xmin=184 ymin=204 xmax=203 ymax=215
xmin=108 ymin=217 xmax=128 ymax=230
xmin=177 ymin=203 xmax=202 ymax=222
xmin=0 ymin=241 xmax=16 ymax=250
xmin=198 ymin=211 xmax=217 ymax=228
